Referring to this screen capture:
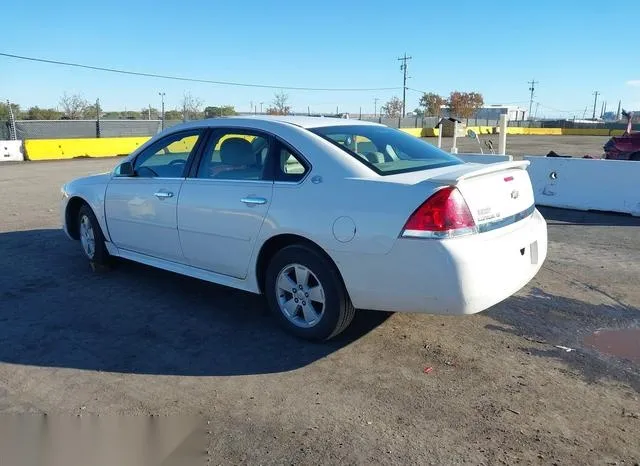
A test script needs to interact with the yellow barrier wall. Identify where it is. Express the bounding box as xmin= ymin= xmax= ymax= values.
xmin=562 ymin=128 xmax=625 ymax=136
xmin=402 ymin=127 xmax=621 ymax=137
xmin=24 ymin=137 xmax=150 ymax=161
